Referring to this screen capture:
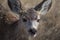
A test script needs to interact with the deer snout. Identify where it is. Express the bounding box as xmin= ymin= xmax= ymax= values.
xmin=28 ymin=28 xmax=37 ymax=36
